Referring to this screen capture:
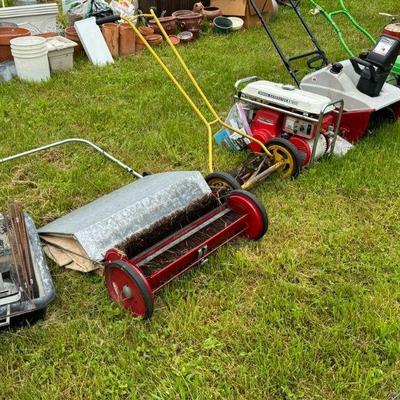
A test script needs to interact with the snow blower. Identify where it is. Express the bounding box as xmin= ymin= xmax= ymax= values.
xmin=309 ymin=0 xmax=400 ymax=86
xmin=1 ymin=139 xmax=268 ymax=319
xmin=121 ymin=10 xmax=303 ymax=193
xmin=246 ymin=0 xmax=400 ymax=143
